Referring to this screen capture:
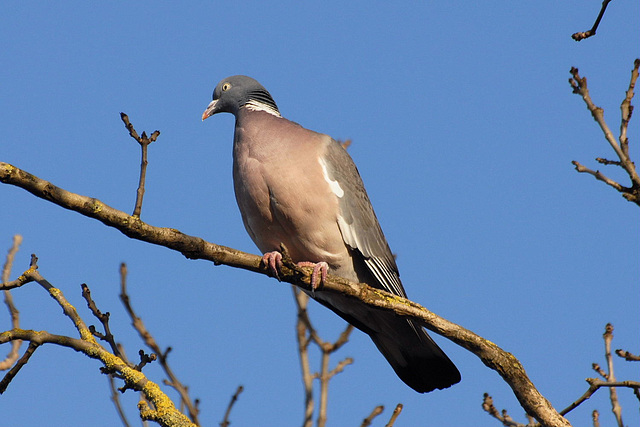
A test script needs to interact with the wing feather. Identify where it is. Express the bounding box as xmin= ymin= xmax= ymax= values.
xmin=324 ymin=140 xmax=407 ymax=298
